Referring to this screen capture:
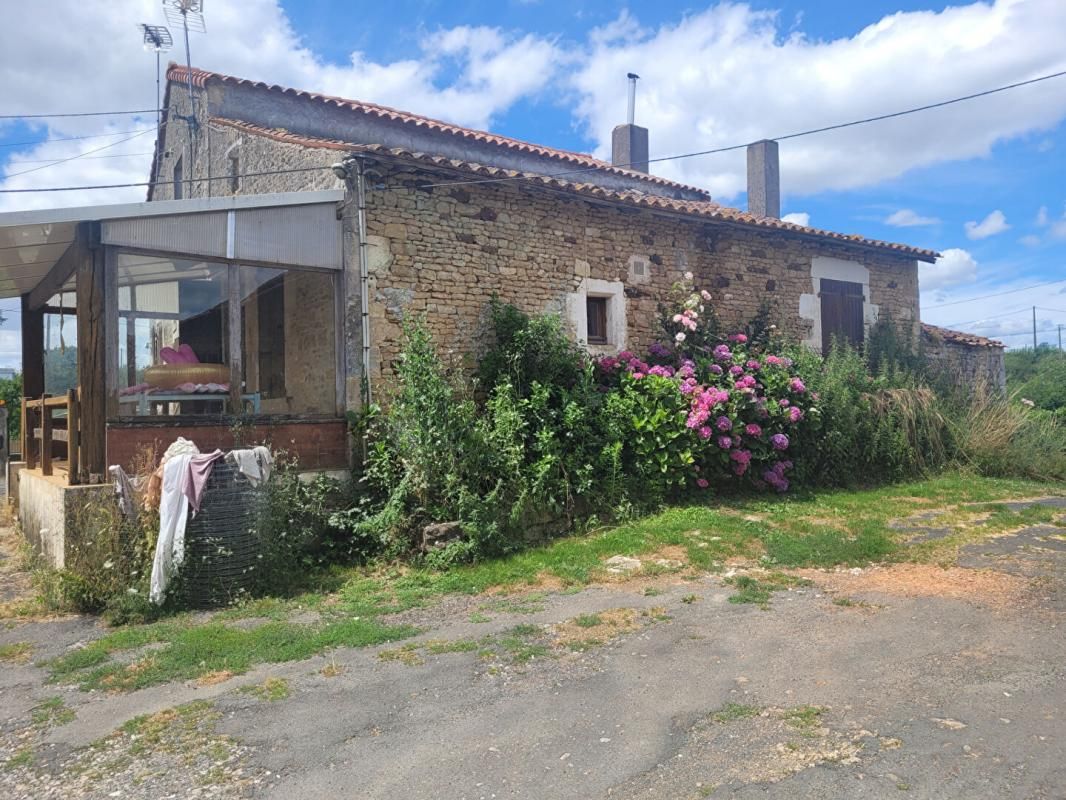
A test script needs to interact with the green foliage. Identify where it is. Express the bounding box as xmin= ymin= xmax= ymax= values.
xmin=59 ymin=490 xmax=160 ymax=624
xmin=788 ymin=340 xmax=951 ymax=486
xmin=478 ymin=298 xmax=586 ymax=396
xmin=602 ymin=373 xmax=694 ymax=503
xmin=0 ymin=373 xmax=21 ymax=446
xmin=1006 ymin=346 xmax=1066 ymax=411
